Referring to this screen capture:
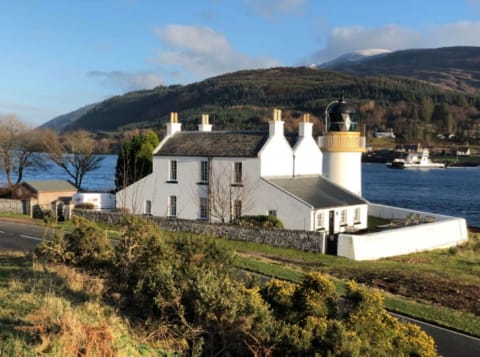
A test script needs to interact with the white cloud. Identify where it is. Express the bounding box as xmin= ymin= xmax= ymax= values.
xmin=245 ymin=0 xmax=306 ymax=17
xmin=87 ymin=71 xmax=163 ymax=92
xmin=154 ymin=25 xmax=279 ymax=81
xmin=308 ymin=22 xmax=480 ymax=64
